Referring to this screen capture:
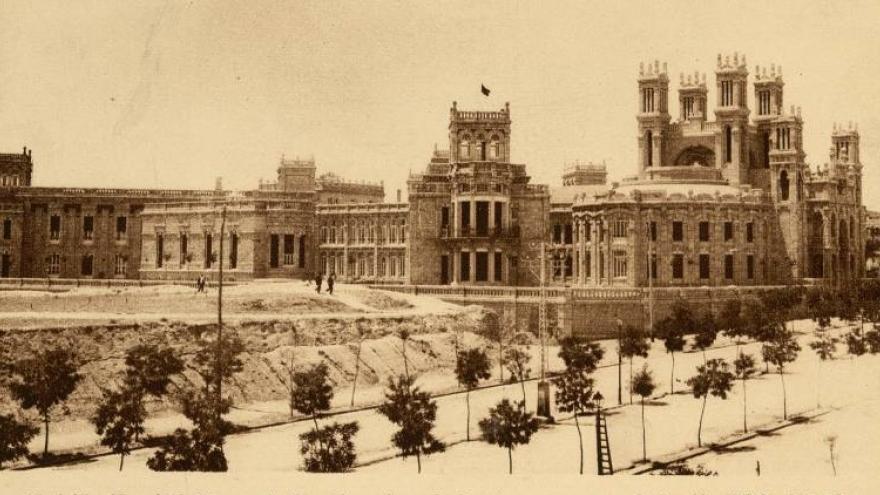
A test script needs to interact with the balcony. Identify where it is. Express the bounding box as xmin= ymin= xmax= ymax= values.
xmin=439 ymin=225 xmax=520 ymax=239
